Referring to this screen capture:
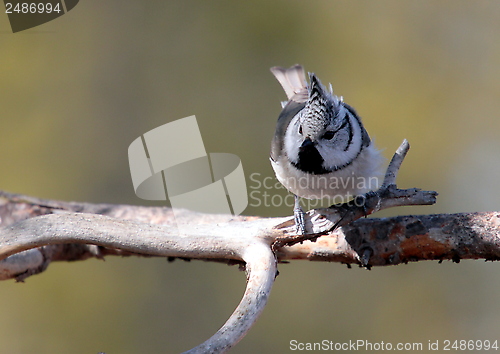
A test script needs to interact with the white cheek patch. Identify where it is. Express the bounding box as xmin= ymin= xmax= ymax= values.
xmin=318 ymin=113 xmax=363 ymax=170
